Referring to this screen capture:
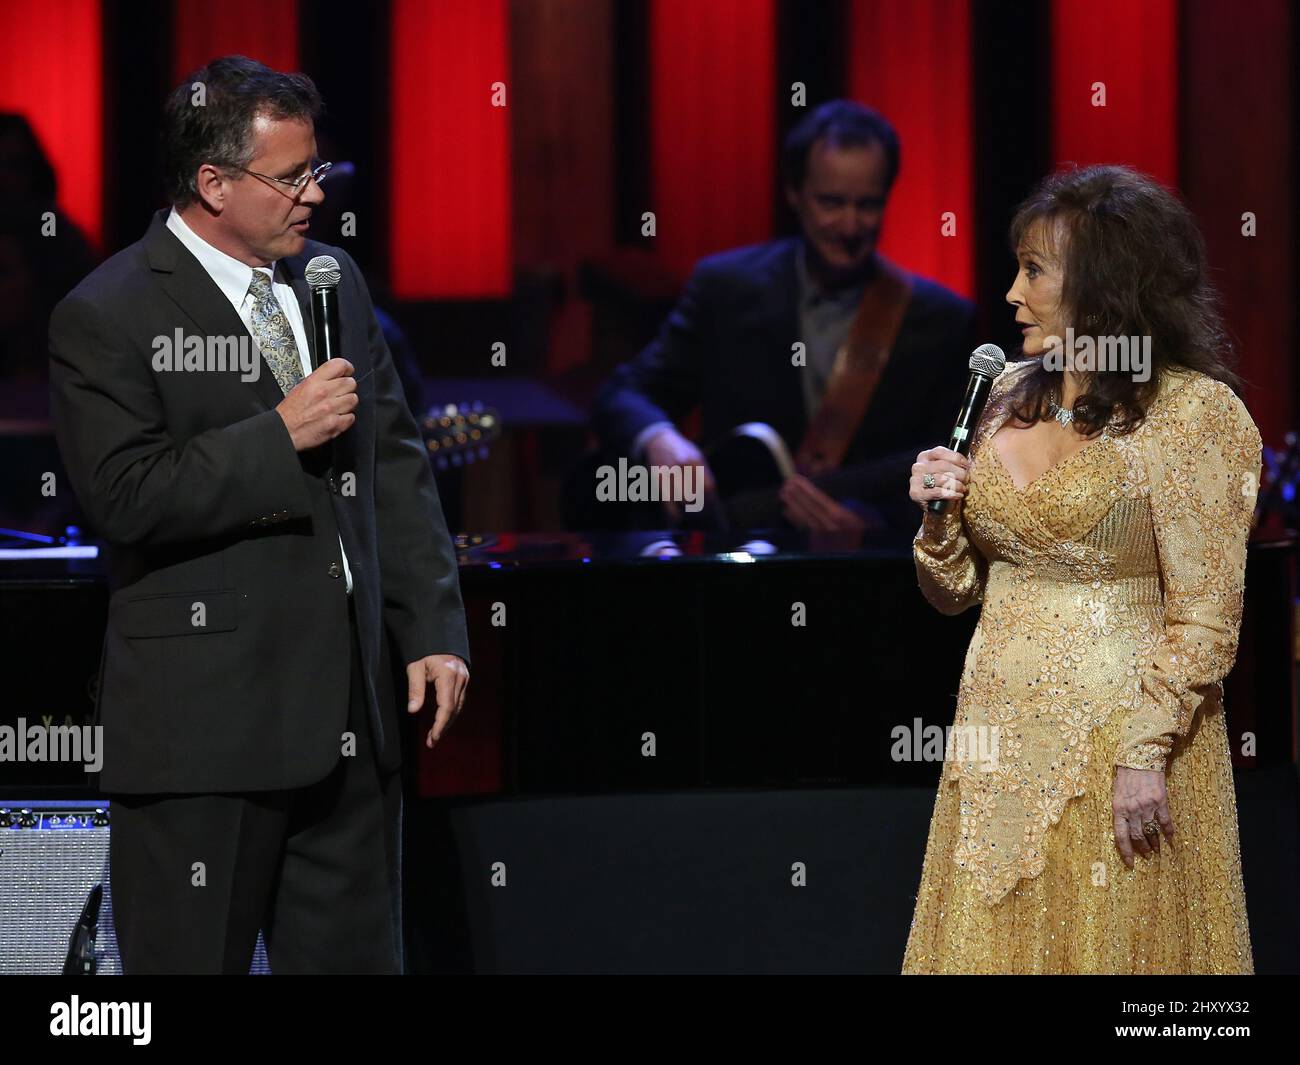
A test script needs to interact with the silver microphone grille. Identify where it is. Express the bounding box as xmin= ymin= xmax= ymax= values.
xmin=305 ymin=255 xmax=341 ymax=290
xmin=969 ymin=343 xmax=1006 ymax=378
